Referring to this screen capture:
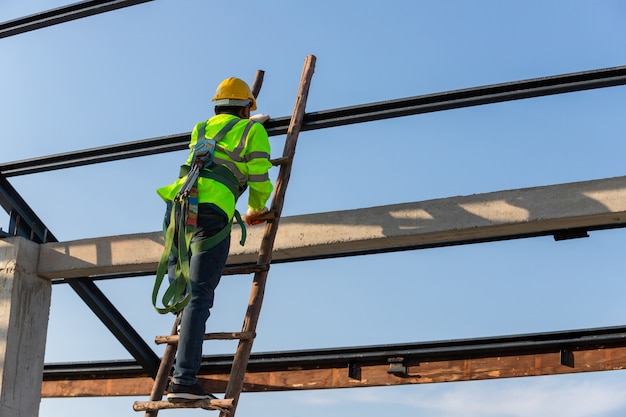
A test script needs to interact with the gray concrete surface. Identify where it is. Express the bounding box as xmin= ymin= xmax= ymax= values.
xmin=0 ymin=237 xmax=50 ymax=417
xmin=36 ymin=175 xmax=626 ymax=280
